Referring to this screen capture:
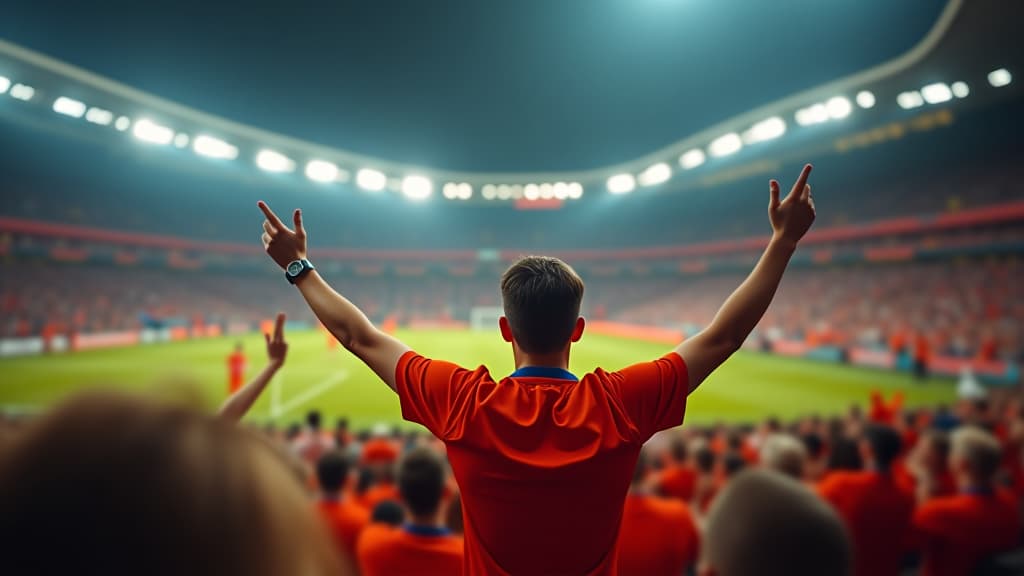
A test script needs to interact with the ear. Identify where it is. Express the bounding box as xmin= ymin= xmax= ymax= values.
xmin=499 ymin=316 xmax=514 ymax=343
xmin=570 ymin=317 xmax=585 ymax=343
